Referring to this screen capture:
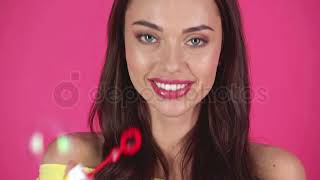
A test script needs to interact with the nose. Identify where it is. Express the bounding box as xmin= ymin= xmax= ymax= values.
xmin=160 ymin=43 xmax=186 ymax=73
